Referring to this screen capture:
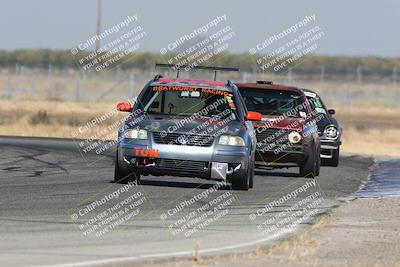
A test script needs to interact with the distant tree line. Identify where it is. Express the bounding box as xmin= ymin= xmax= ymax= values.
xmin=0 ymin=49 xmax=399 ymax=76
